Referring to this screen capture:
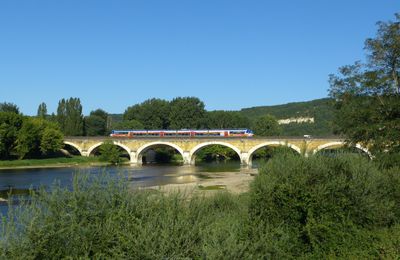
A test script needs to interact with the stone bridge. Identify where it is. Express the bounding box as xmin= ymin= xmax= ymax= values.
xmin=63 ymin=137 xmax=370 ymax=166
